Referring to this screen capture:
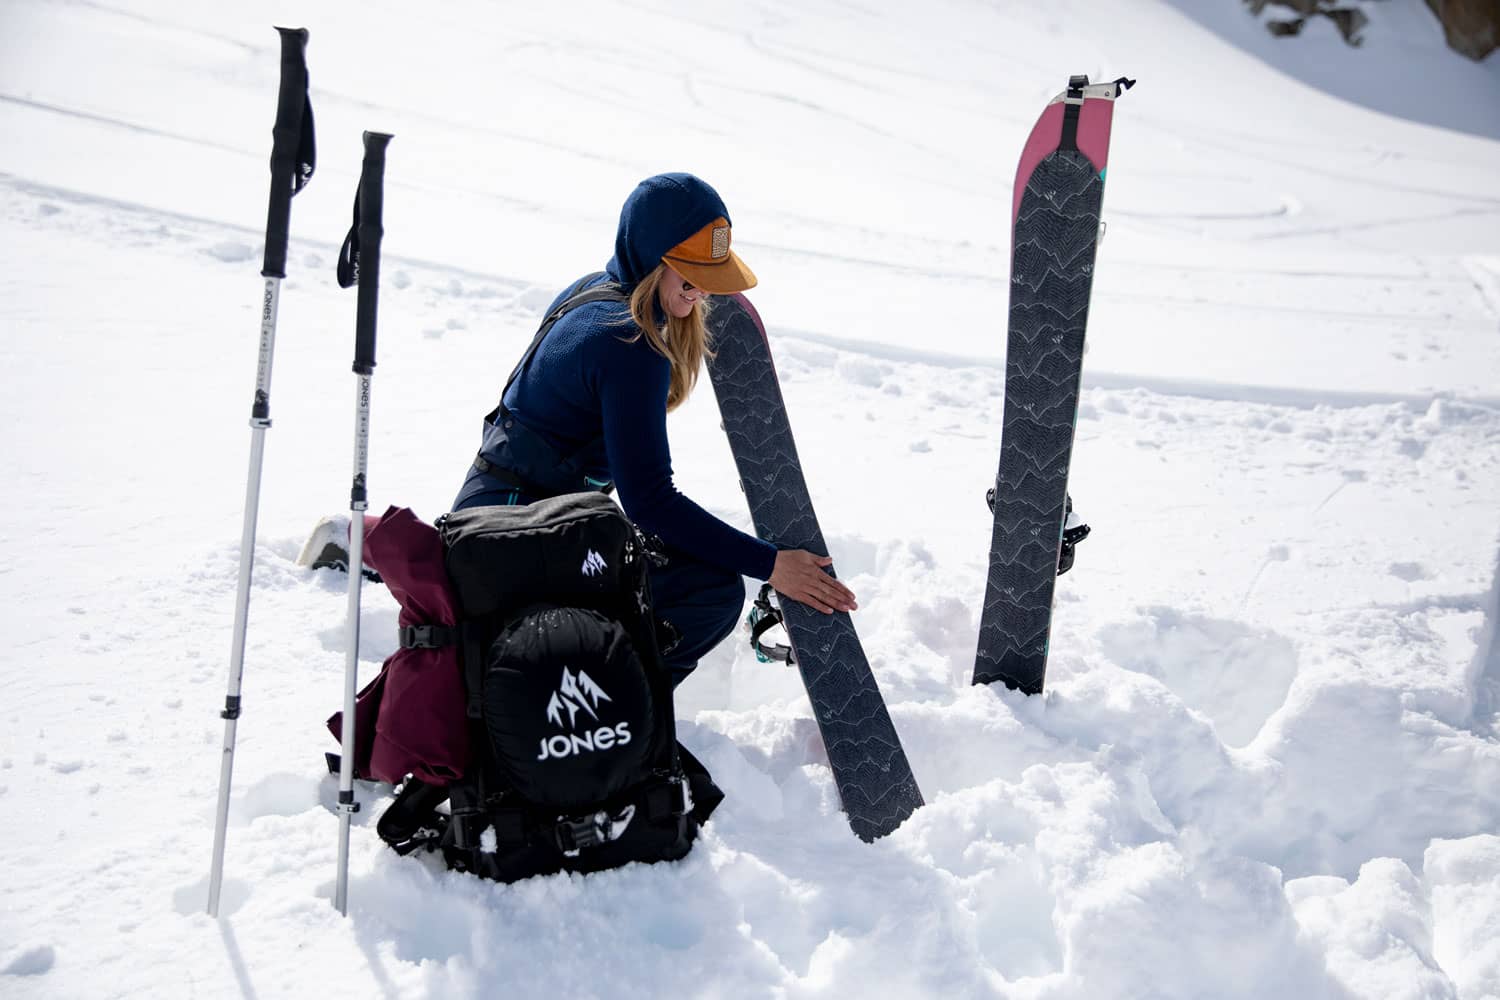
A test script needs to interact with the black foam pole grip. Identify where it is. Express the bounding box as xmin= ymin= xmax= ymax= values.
xmin=353 ymin=131 xmax=393 ymax=375
xmin=262 ymin=26 xmax=310 ymax=279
